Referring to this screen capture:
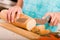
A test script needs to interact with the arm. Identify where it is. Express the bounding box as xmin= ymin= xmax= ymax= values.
xmin=16 ymin=0 xmax=23 ymax=8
